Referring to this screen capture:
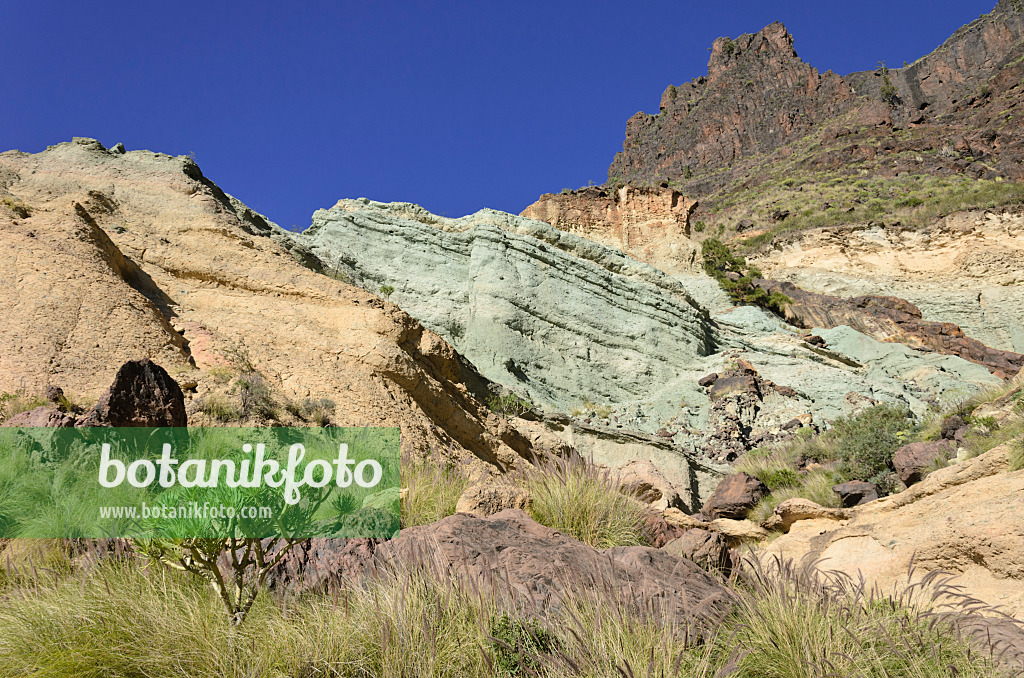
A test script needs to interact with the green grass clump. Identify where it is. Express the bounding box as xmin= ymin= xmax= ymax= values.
xmin=747 ymin=470 xmax=841 ymax=525
xmin=488 ymin=613 xmax=558 ymax=676
xmin=486 ymin=392 xmax=533 ymax=418
xmin=400 ymin=453 xmax=471 ymax=527
xmin=711 ymin=560 xmax=1017 ymax=678
xmin=735 ymin=448 xmax=802 ymax=491
xmin=0 ymin=389 xmax=48 ymax=423
xmin=1 ymin=197 xmax=32 ymax=218
xmin=521 ymin=455 xmax=650 ymax=549
xmin=195 ymin=393 xmax=242 ymax=422
xmin=1011 ymin=437 xmax=1024 ymax=472
xmin=0 ymin=548 xmax=1018 ymax=677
